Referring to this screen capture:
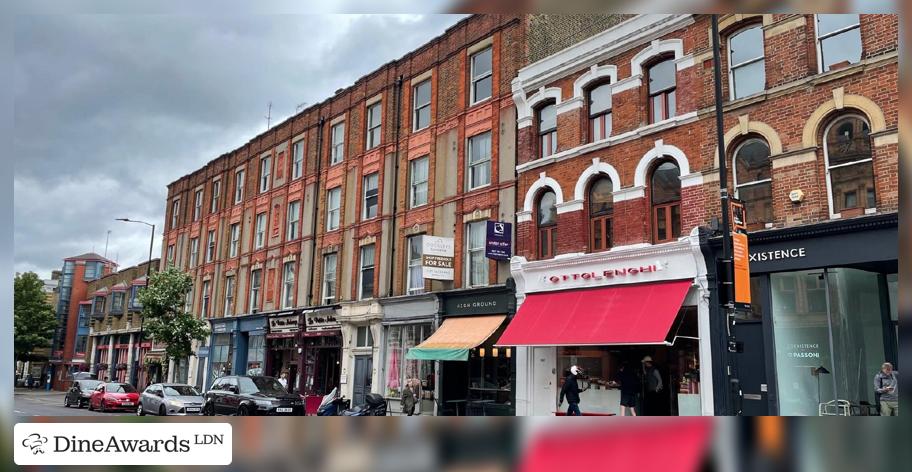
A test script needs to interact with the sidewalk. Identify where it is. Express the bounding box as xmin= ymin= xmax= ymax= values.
xmin=14 ymin=387 xmax=63 ymax=396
